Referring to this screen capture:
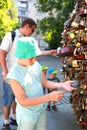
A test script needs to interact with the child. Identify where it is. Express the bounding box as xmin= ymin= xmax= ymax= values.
xmin=46 ymin=67 xmax=60 ymax=111
xmin=6 ymin=37 xmax=74 ymax=130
